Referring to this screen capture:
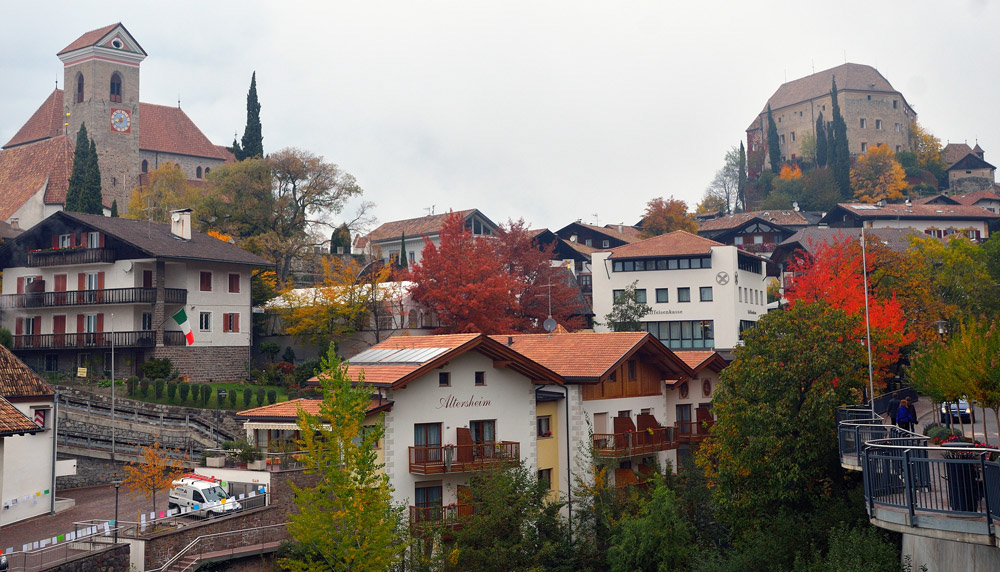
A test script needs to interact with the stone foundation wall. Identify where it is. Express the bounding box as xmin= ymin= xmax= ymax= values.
xmin=45 ymin=543 xmax=130 ymax=572
xmin=151 ymin=345 xmax=249 ymax=383
xmin=56 ymin=454 xmax=128 ymax=489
